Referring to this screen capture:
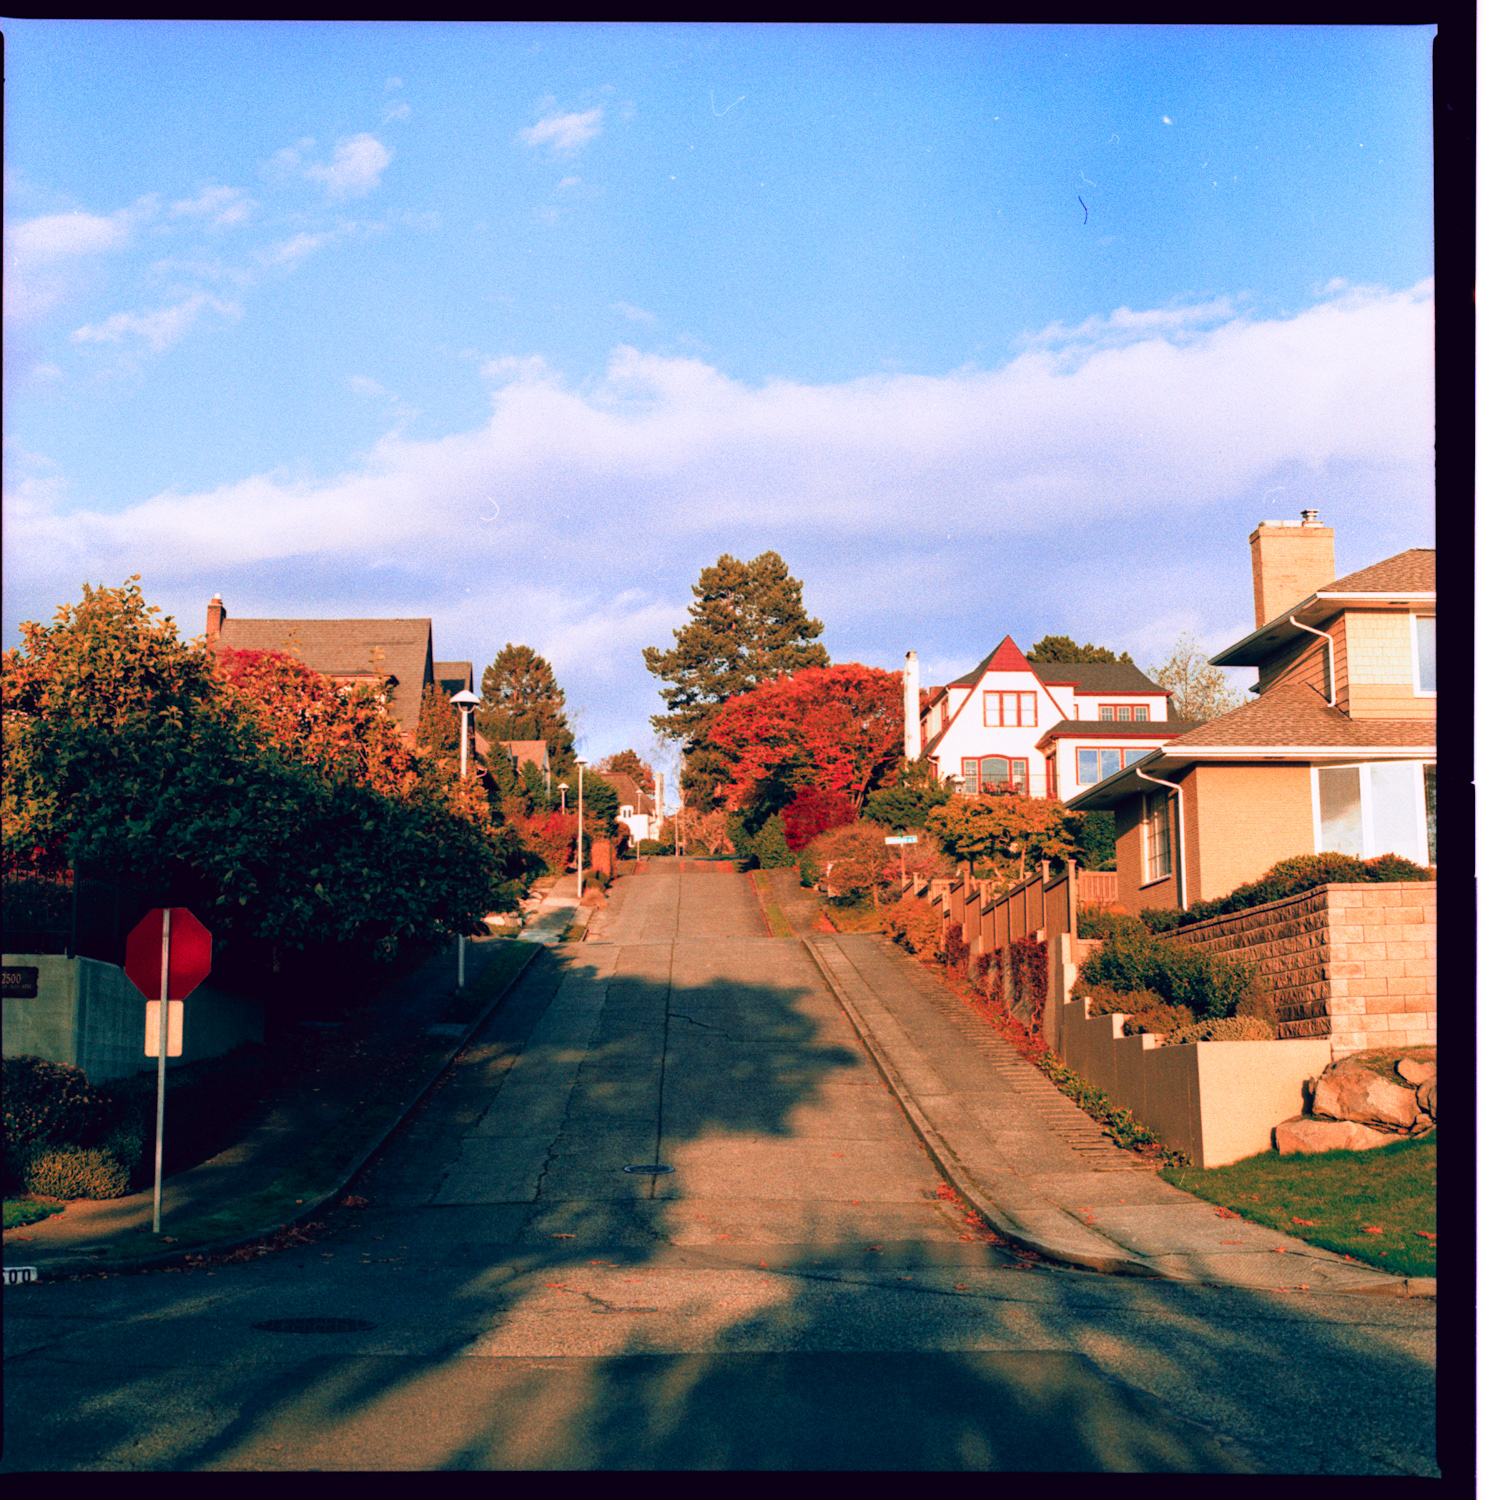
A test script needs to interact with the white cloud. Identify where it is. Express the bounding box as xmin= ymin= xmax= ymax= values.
xmin=350 ymin=375 xmax=391 ymax=398
xmin=10 ymin=210 xmax=131 ymax=263
xmin=170 ymin=185 xmax=254 ymax=228
xmin=261 ymin=231 xmax=337 ymax=267
xmin=556 ymin=176 xmax=582 ymax=190
xmin=611 ymin=301 xmax=657 ymax=324
xmin=517 ymin=109 xmax=603 ymax=154
xmin=303 ymin=134 xmax=393 ymax=199
xmin=9 ymin=283 xmax=1434 ymax=749
xmin=383 ymin=101 xmax=412 ymax=123
xmin=69 ymin=292 xmax=240 ymax=352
